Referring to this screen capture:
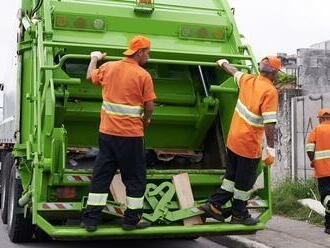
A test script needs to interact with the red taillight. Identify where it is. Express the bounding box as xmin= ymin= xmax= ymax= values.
xmin=139 ymin=0 xmax=152 ymax=3
xmin=214 ymin=29 xmax=225 ymax=40
xmin=74 ymin=17 xmax=86 ymax=29
xmin=56 ymin=187 xmax=77 ymax=199
xmin=55 ymin=16 xmax=67 ymax=27
xmin=197 ymin=28 xmax=208 ymax=38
